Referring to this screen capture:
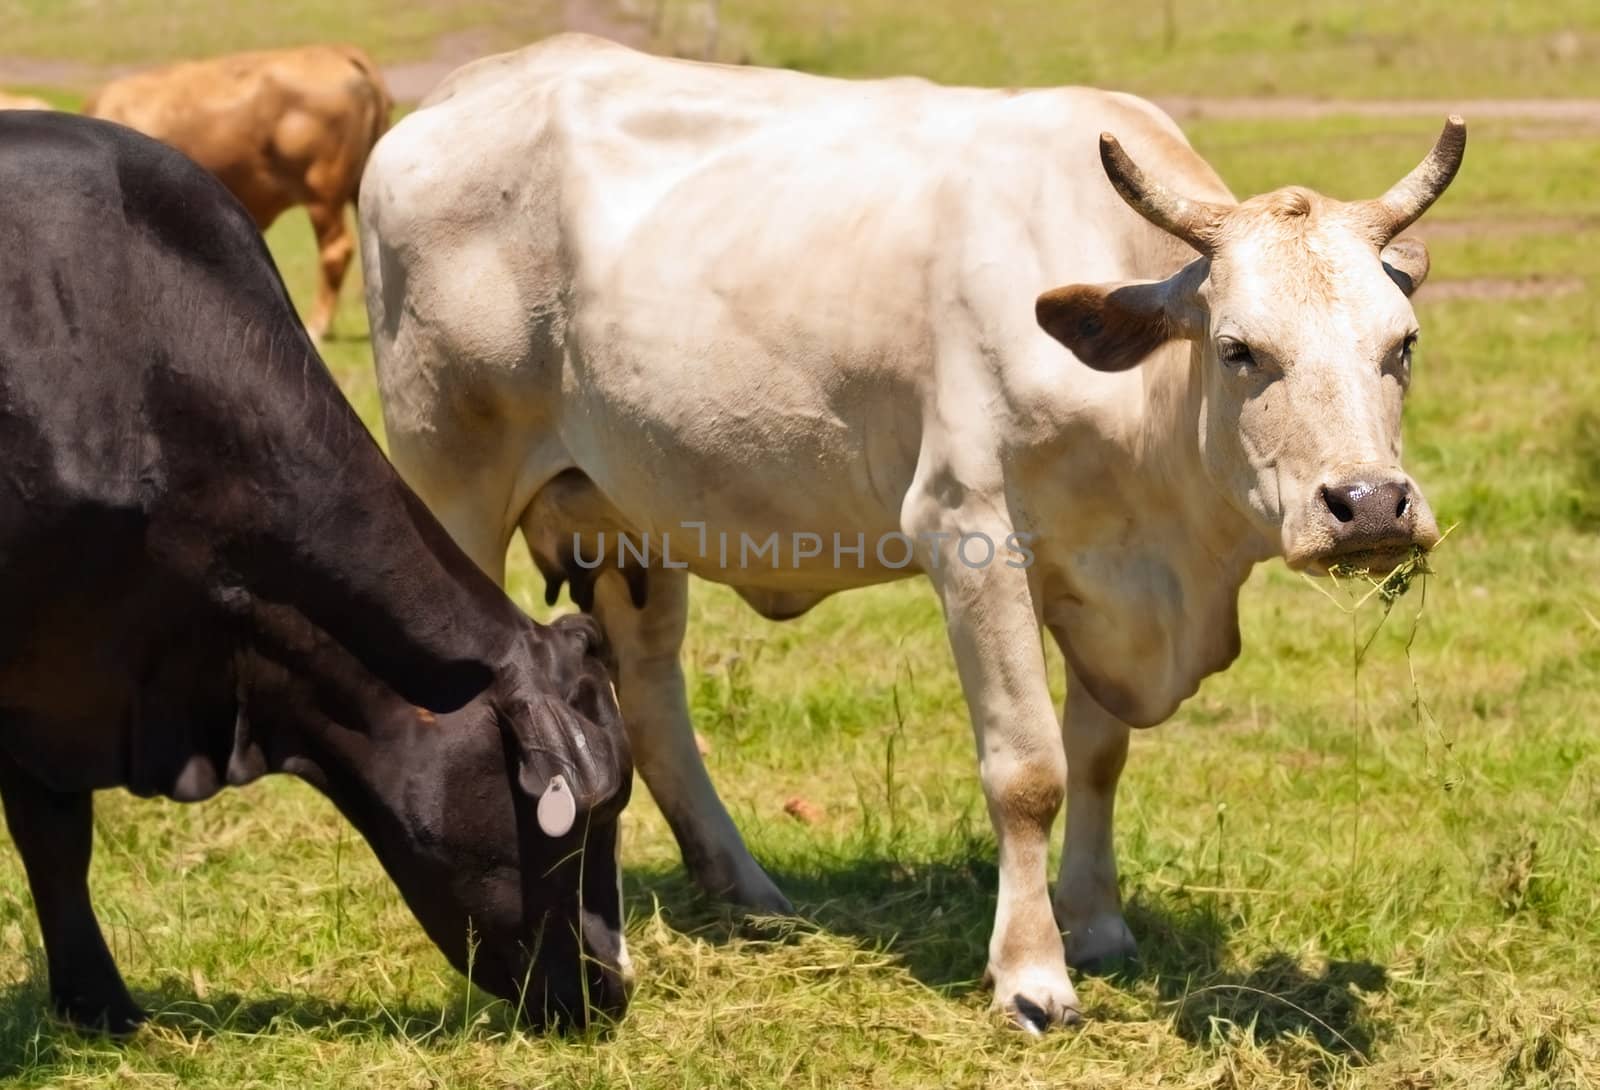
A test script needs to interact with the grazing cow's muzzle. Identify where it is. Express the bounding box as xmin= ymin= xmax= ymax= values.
xmin=1299 ymin=465 xmax=1440 ymax=575
xmin=470 ymin=914 xmax=631 ymax=1030
xmin=575 ymin=906 xmax=636 ymax=1018
xmin=405 ymin=698 xmax=633 ymax=1033
xmin=525 ymin=818 xmax=633 ymax=1031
